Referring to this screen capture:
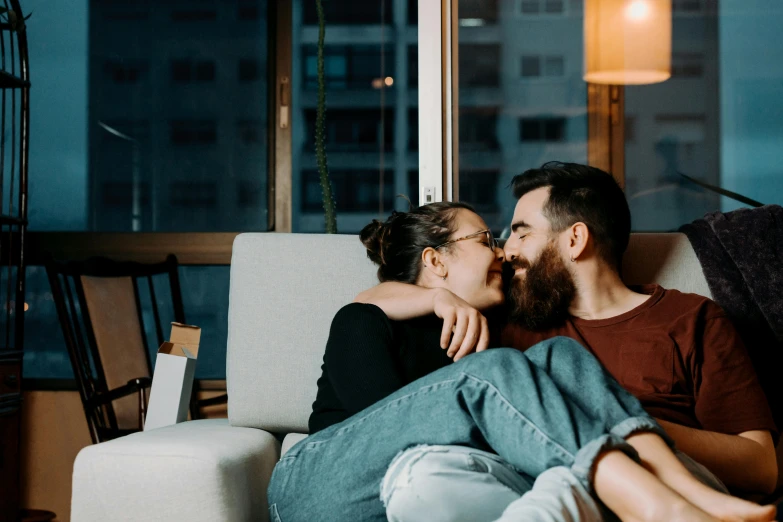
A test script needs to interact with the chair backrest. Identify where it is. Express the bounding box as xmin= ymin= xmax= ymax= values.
xmin=226 ymin=232 xmax=710 ymax=435
xmin=46 ymin=255 xmax=185 ymax=443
